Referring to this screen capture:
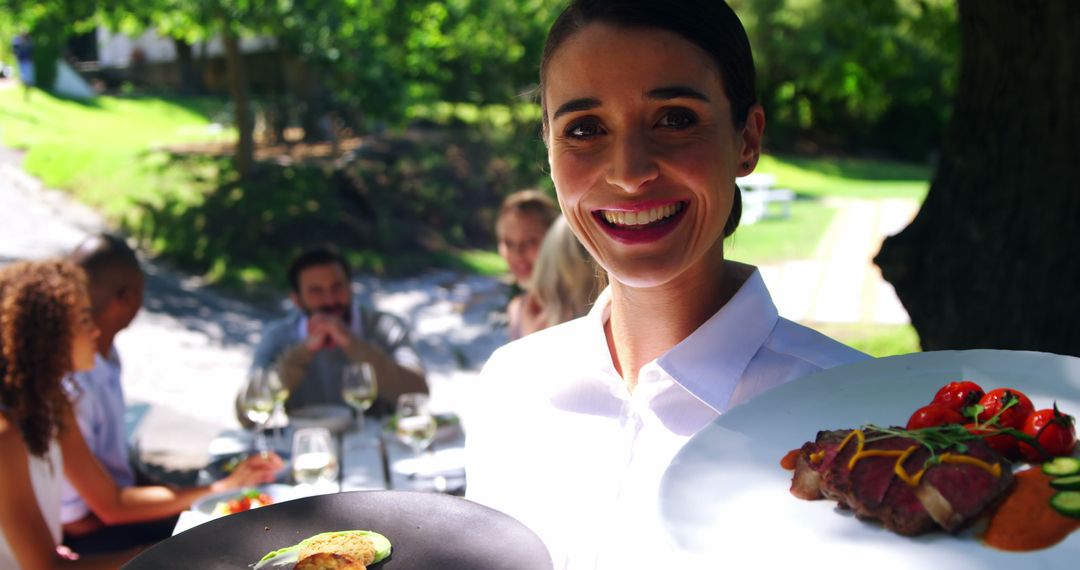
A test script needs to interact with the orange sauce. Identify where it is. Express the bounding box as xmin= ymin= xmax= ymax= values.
xmin=780 ymin=449 xmax=800 ymax=470
xmin=983 ymin=469 xmax=1080 ymax=551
